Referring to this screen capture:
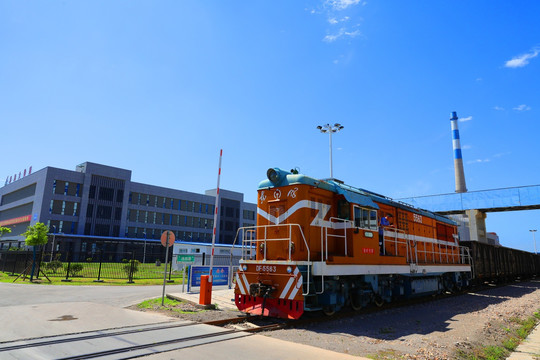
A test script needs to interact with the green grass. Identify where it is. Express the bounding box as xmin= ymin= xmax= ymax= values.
xmin=137 ymin=297 xmax=199 ymax=314
xmin=138 ymin=297 xmax=182 ymax=309
xmin=457 ymin=310 xmax=540 ymax=360
xmin=41 ymin=261 xmax=185 ymax=279
xmin=0 ymin=270 xmax=186 ymax=286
